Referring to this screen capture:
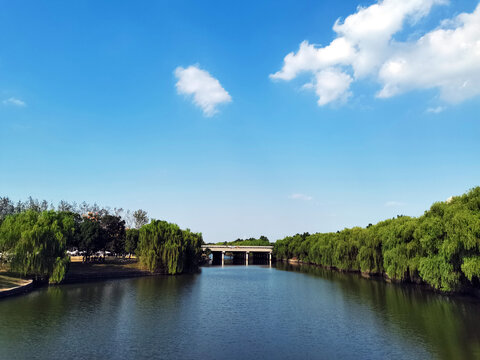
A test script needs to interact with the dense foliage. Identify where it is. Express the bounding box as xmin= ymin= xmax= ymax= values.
xmin=274 ymin=187 xmax=480 ymax=292
xmin=0 ymin=210 xmax=74 ymax=283
xmin=0 ymin=196 xmax=203 ymax=282
xmin=137 ymin=220 xmax=203 ymax=274
xmin=215 ymin=235 xmax=271 ymax=246
xmin=0 ymin=208 xmax=130 ymax=282
xmin=125 ymin=228 xmax=139 ymax=257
